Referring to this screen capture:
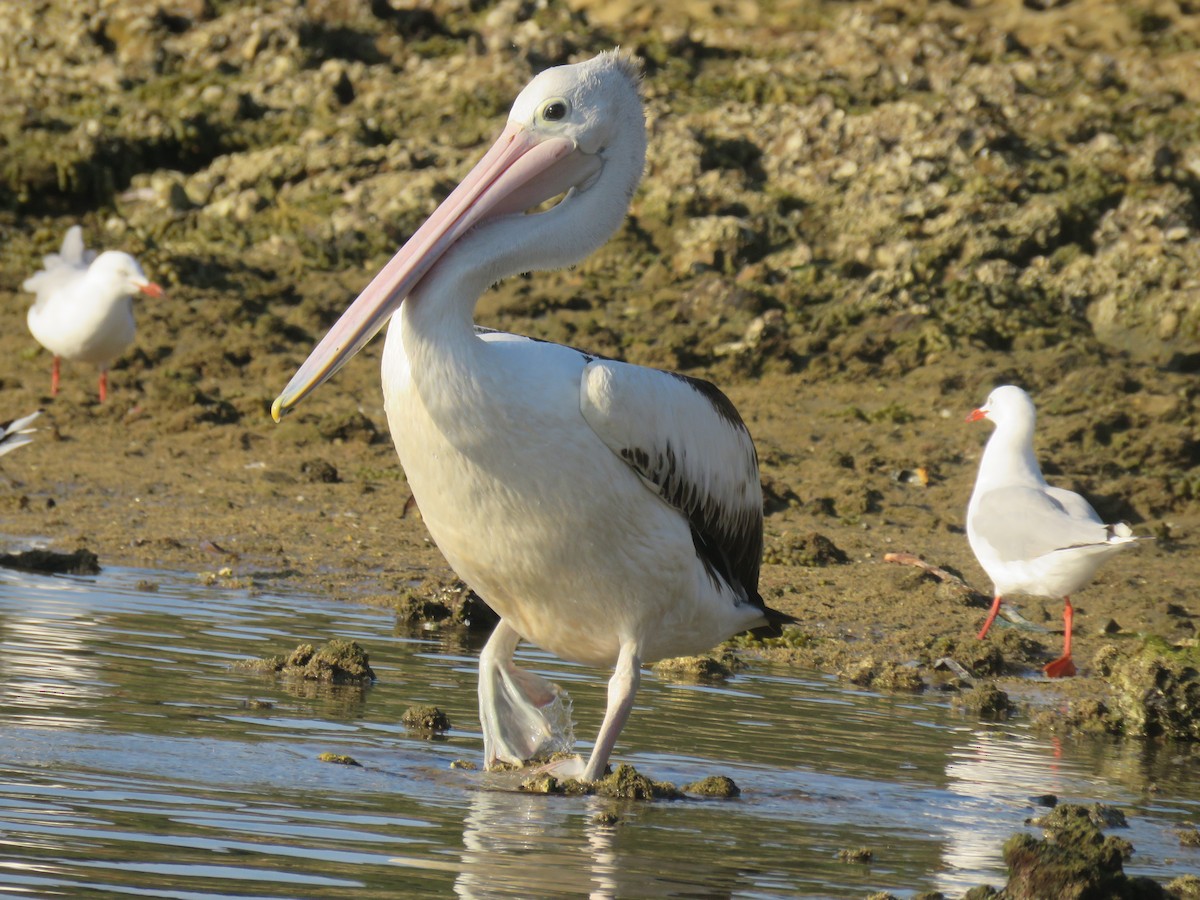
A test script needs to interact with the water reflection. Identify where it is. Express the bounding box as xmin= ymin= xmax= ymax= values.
xmin=0 ymin=563 xmax=1195 ymax=898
